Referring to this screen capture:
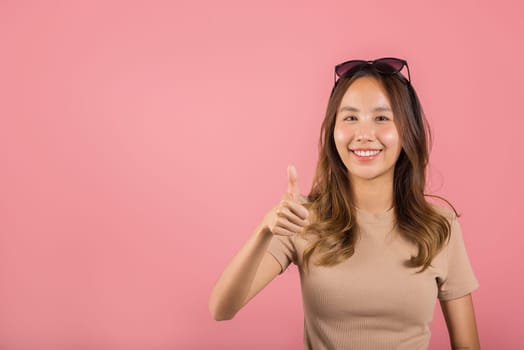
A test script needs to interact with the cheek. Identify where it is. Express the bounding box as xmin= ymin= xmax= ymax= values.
xmin=333 ymin=126 xmax=352 ymax=144
xmin=379 ymin=127 xmax=400 ymax=148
